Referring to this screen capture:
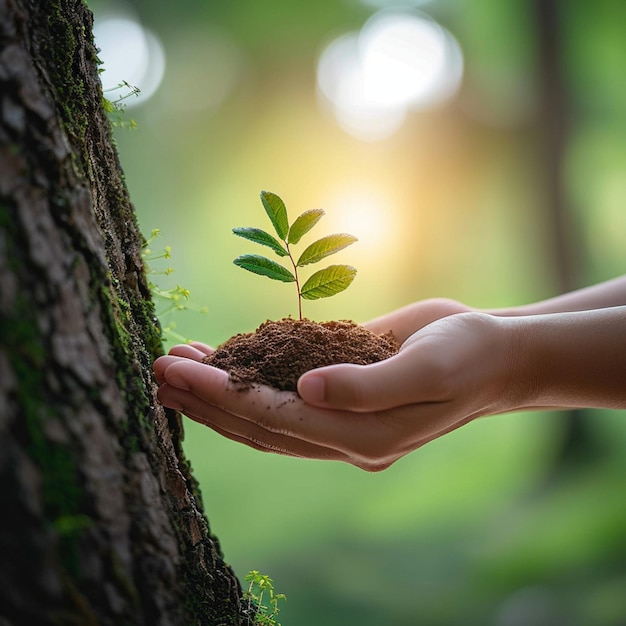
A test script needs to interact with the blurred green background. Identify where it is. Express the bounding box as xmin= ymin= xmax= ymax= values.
xmin=90 ymin=0 xmax=626 ymax=623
